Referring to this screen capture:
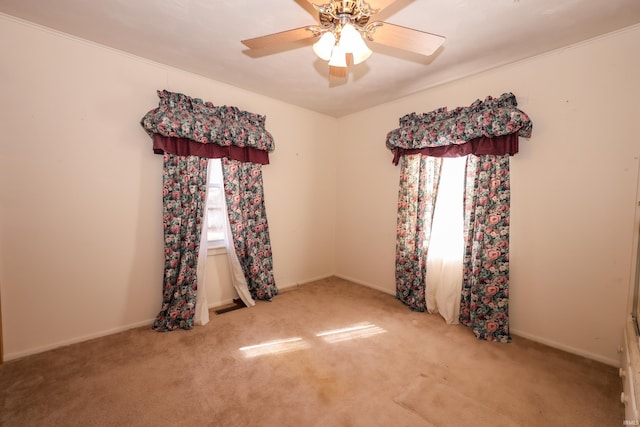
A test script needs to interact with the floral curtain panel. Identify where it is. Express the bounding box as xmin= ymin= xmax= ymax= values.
xmin=153 ymin=153 xmax=209 ymax=331
xmin=389 ymin=93 xmax=531 ymax=343
xmin=222 ymin=158 xmax=278 ymax=300
xmin=460 ymin=155 xmax=512 ymax=342
xmin=141 ymin=90 xmax=277 ymax=331
xmin=396 ymin=155 xmax=441 ymax=311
